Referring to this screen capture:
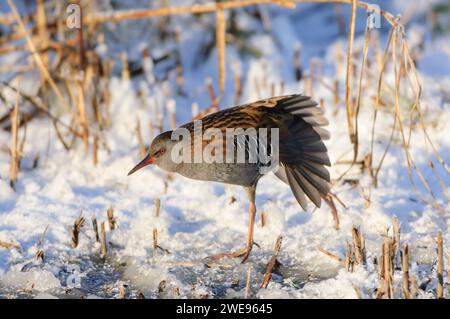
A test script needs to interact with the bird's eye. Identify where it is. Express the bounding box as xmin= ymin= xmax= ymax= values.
xmin=159 ymin=149 xmax=166 ymax=155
